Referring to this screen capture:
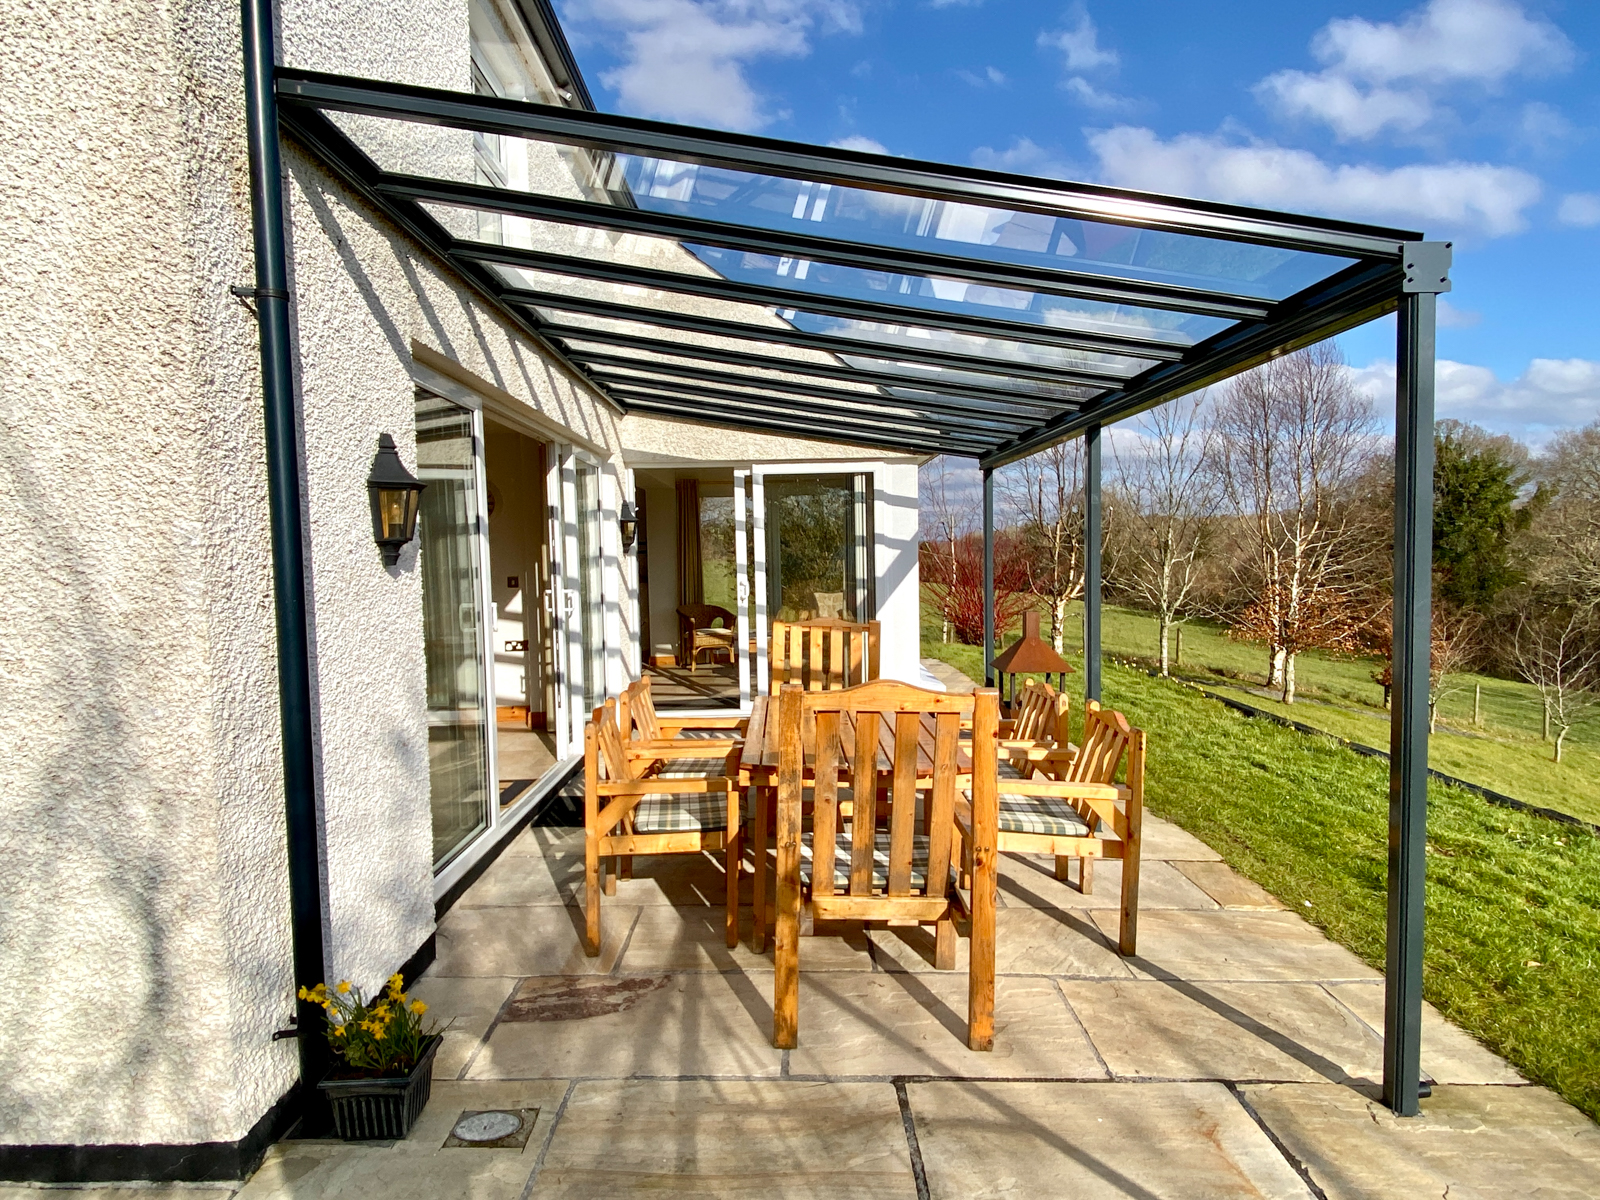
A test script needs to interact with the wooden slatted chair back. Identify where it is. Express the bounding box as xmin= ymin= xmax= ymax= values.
xmin=618 ymin=677 xmax=663 ymax=743
xmin=778 ymin=680 xmax=991 ymax=906
xmin=1011 ymin=680 xmax=1069 ymax=744
xmin=593 ymin=699 xmax=642 ymax=784
xmin=769 ymin=619 xmax=880 ymax=692
xmin=1068 ymin=699 xmax=1132 ymax=785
